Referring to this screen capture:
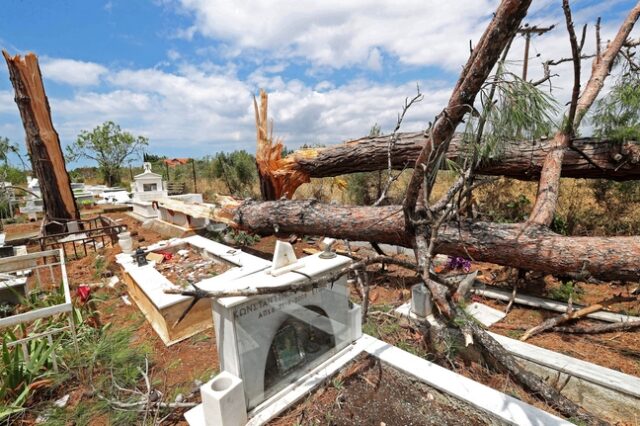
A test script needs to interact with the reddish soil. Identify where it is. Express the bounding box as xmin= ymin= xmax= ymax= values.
xmin=269 ymin=354 xmax=503 ymax=426
xmin=475 ymin=264 xmax=640 ymax=378
xmin=81 ymin=213 xmax=221 ymax=390
xmin=483 ymin=300 xmax=640 ymax=377
xmin=13 ymin=213 xmax=220 ymax=425
xmin=13 ymin=213 xmax=639 ymax=424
